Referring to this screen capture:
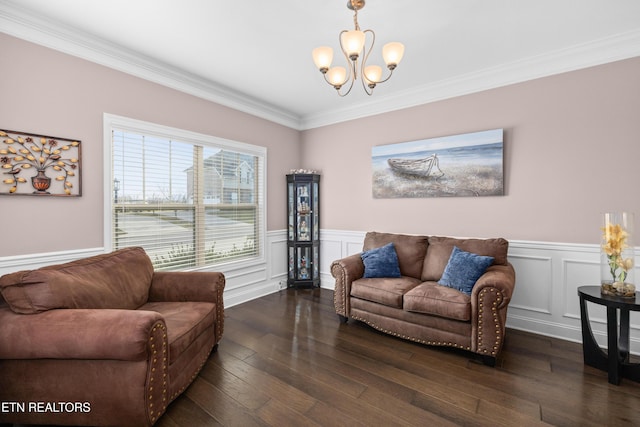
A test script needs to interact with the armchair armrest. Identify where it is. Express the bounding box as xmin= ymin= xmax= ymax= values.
xmin=472 ymin=263 xmax=516 ymax=301
xmin=149 ymin=271 xmax=225 ymax=343
xmin=330 ymin=253 xmax=365 ymax=318
xmin=470 ymin=263 xmax=516 ymax=357
xmin=0 ymin=306 xmax=166 ymax=361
